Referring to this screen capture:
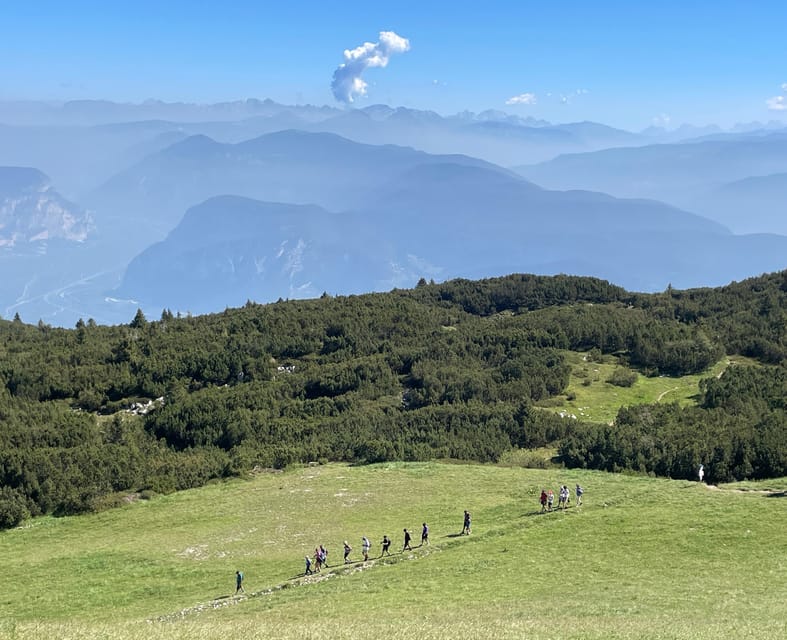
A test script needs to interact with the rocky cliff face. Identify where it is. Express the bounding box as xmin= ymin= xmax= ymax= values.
xmin=0 ymin=167 xmax=92 ymax=247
